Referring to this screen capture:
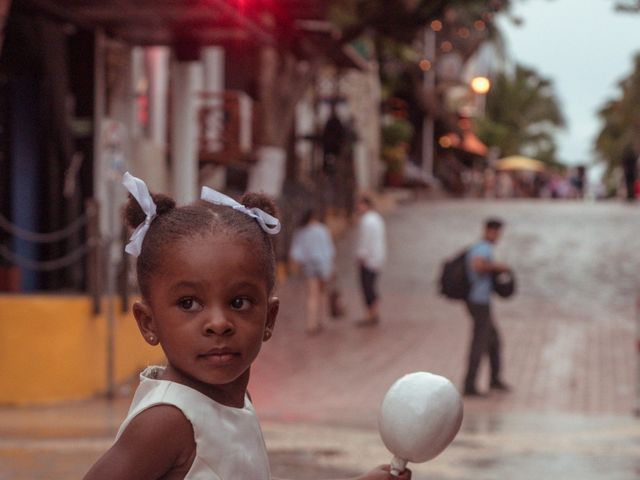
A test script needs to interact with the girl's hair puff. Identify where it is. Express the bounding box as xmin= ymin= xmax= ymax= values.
xmin=123 ymin=190 xmax=279 ymax=300
xmin=123 ymin=193 xmax=176 ymax=230
xmin=239 ymin=192 xmax=278 ymax=219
